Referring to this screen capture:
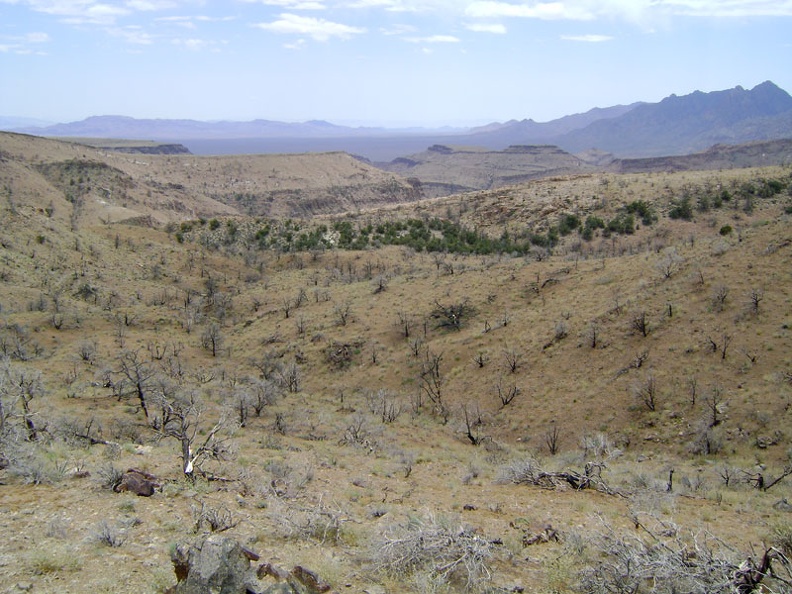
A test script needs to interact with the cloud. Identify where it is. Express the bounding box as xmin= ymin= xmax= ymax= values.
xmin=125 ymin=0 xmax=177 ymax=10
xmin=379 ymin=23 xmax=417 ymax=35
xmin=284 ymin=38 xmax=307 ymax=49
xmin=660 ymin=0 xmax=792 ymax=17
xmin=463 ymin=1 xmax=792 ymax=23
xmin=107 ymin=26 xmax=154 ymax=44
xmin=256 ymin=0 xmax=327 ymax=9
xmin=3 ymin=0 xmax=183 ymax=26
xmin=465 ymin=22 xmax=507 ymax=33
xmin=465 ymin=1 xmax=594 ymax=20
xmin=254 ymin=13 xmax=366 ymax=40
xmin=171 ymin=37 xmax=225 ymax=51
xmin=404 ymin=34 xmax=460 ymax=43
xmin=561 ymin=33 xmax=613 ymax=42
xmin=26 ymin=31 xmax=51 ymax=42
xmin=343 ymin=0 xmax=463 ymax=13
xmin=0 ymin=30 xmax=51 ymax=54
xmin=11 ymin=1 xmax=132 ymax=25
